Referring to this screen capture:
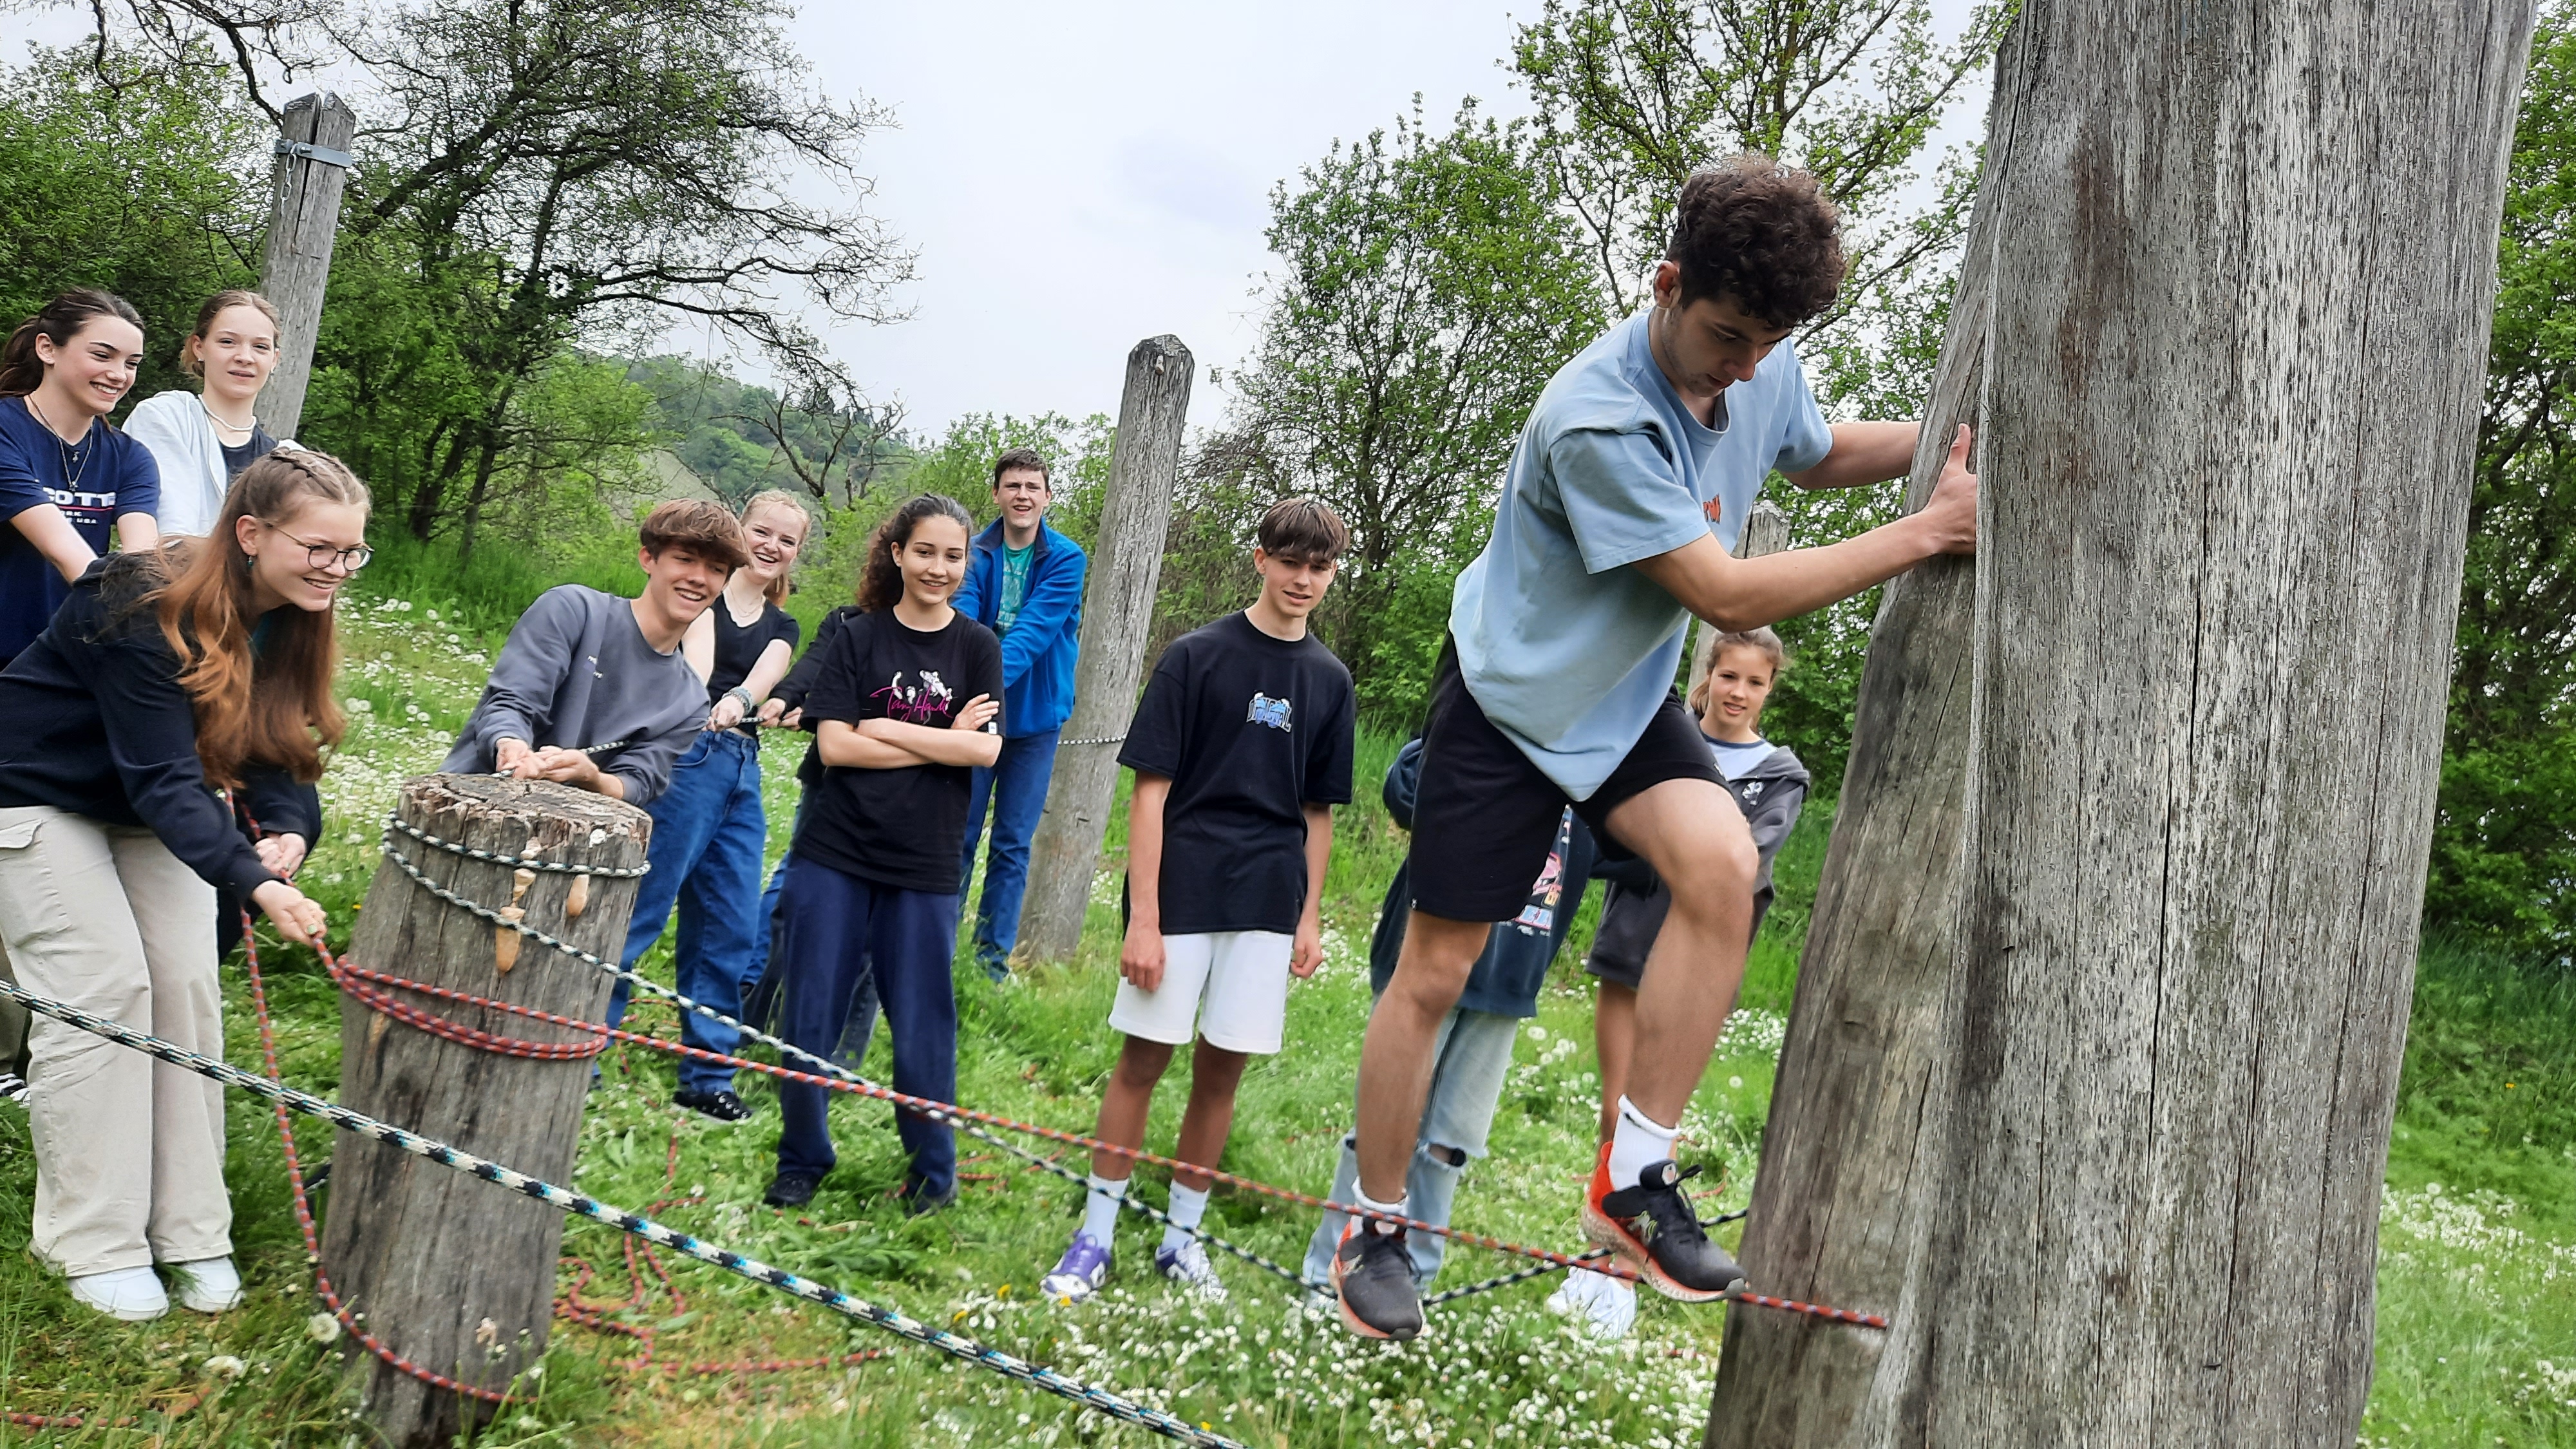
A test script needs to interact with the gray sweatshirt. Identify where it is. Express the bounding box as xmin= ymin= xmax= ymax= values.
xmin=439 ymin=585 xmax=706 ymax=806
xmin=1588 ymin=741 xmax=1810 ymax=974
